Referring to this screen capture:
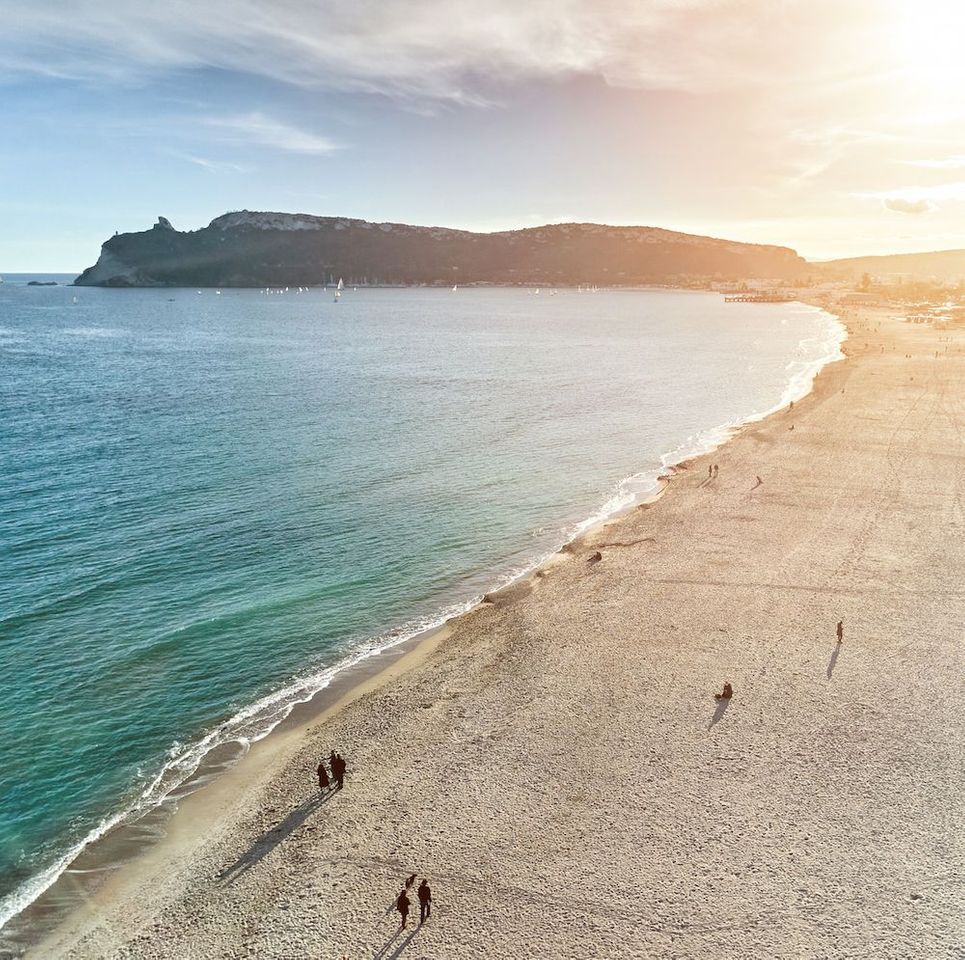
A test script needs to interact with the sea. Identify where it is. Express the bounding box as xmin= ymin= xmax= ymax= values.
xmin=0 ymin=277 xmax=845 ymax=933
